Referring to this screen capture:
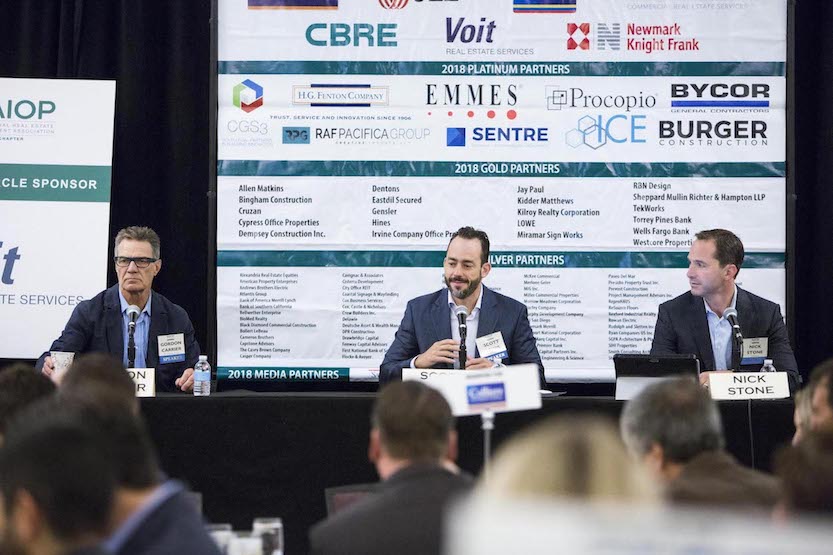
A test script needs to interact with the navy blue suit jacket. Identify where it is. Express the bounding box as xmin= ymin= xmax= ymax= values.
xmin=650 ymin=287 xmax=799 ymax=389
xmin=379 ymin=286 xmax=544 ymax=385
xmin=36 ymin=284 xmax=200 ymax=392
